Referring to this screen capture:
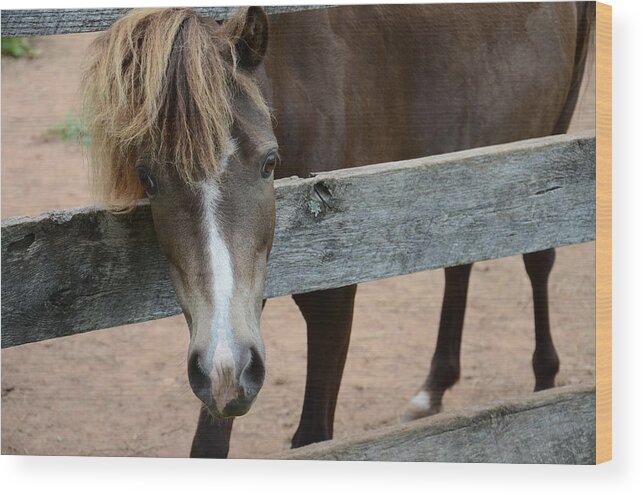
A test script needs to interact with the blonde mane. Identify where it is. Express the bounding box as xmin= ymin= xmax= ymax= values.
xmin=82 ymin=8 xmax=269 ymax=208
